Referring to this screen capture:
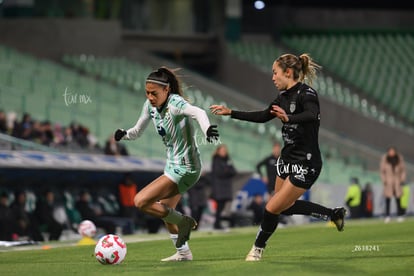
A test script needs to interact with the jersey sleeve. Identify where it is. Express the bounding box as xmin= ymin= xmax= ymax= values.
xmin=181 ymin=104 xmax=210 ymax=136
xmin=124 ymin=100 xmax=151 ymax=140
xmin=231 ymin=97 xmax=278 ymax=123
xmin=169 ymin=95 xmax=211 ymax=136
